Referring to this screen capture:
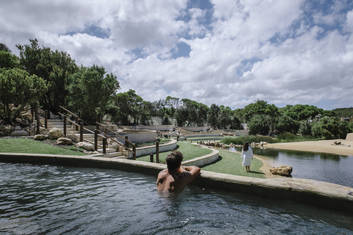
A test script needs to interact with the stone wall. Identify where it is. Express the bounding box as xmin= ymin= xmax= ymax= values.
xmin=183 ymin=147 xmax=219 ymax=167
xmin=117 ymin=130 xmax=157 ymax=144
xmin=133 ymin=139 xmax=178 ymax=158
